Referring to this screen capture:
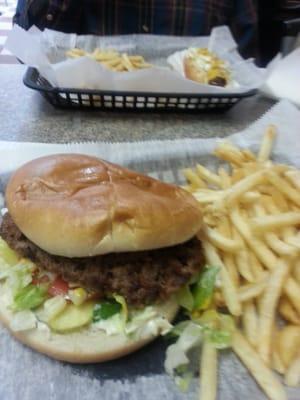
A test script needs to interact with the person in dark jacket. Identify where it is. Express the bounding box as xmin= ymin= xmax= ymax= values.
xmin=14 ymin=0 xmax=258 ymax=58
